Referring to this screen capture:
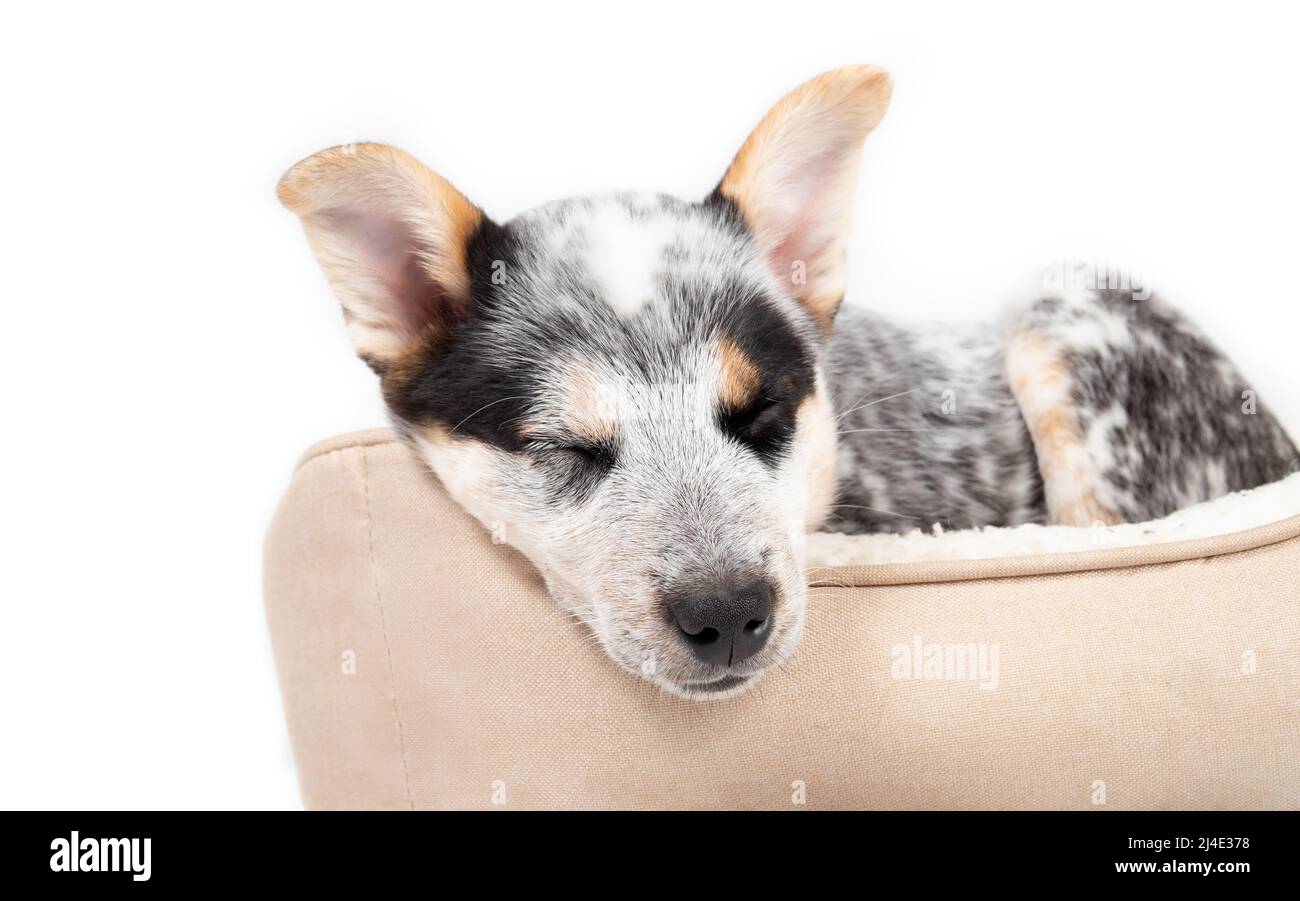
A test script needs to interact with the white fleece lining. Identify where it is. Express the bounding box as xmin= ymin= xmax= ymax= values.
xmin=805 ymin=470 xmax=1300 ymax=568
